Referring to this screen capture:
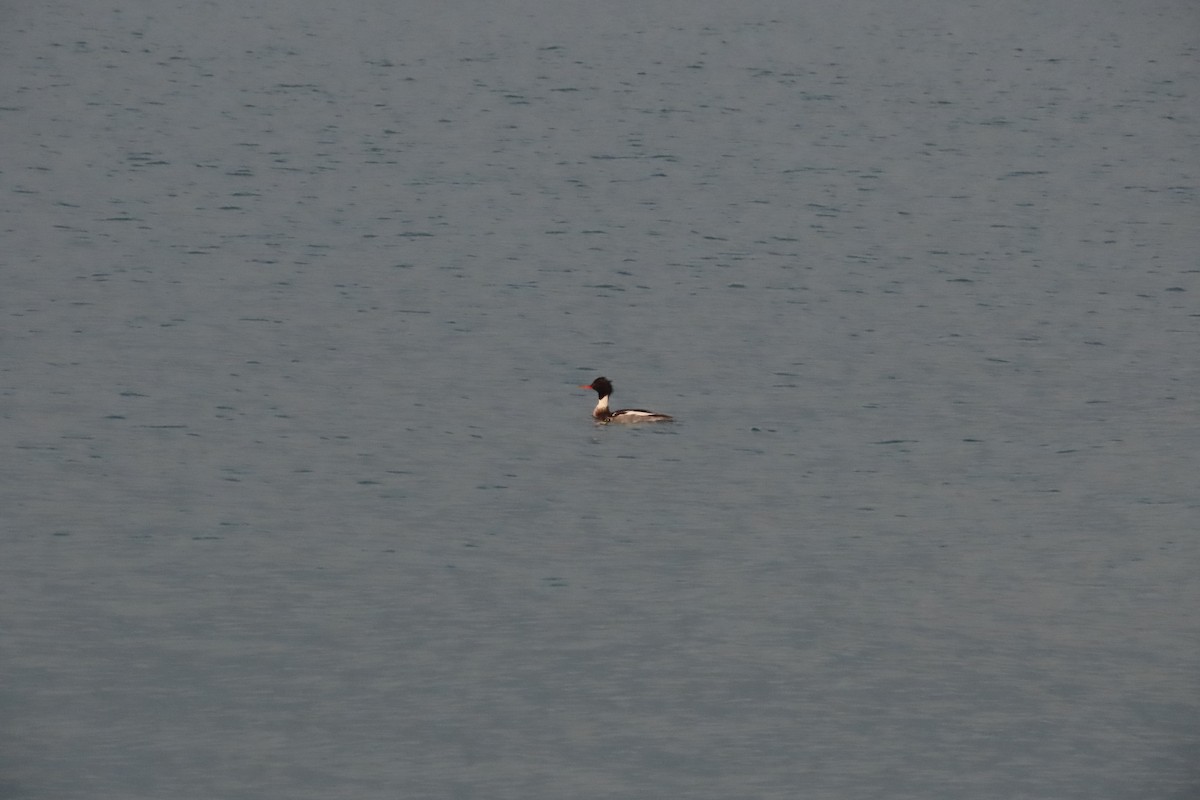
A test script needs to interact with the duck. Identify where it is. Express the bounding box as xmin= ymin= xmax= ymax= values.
xmin=579 ymin=376 xmax=673 ymax=424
